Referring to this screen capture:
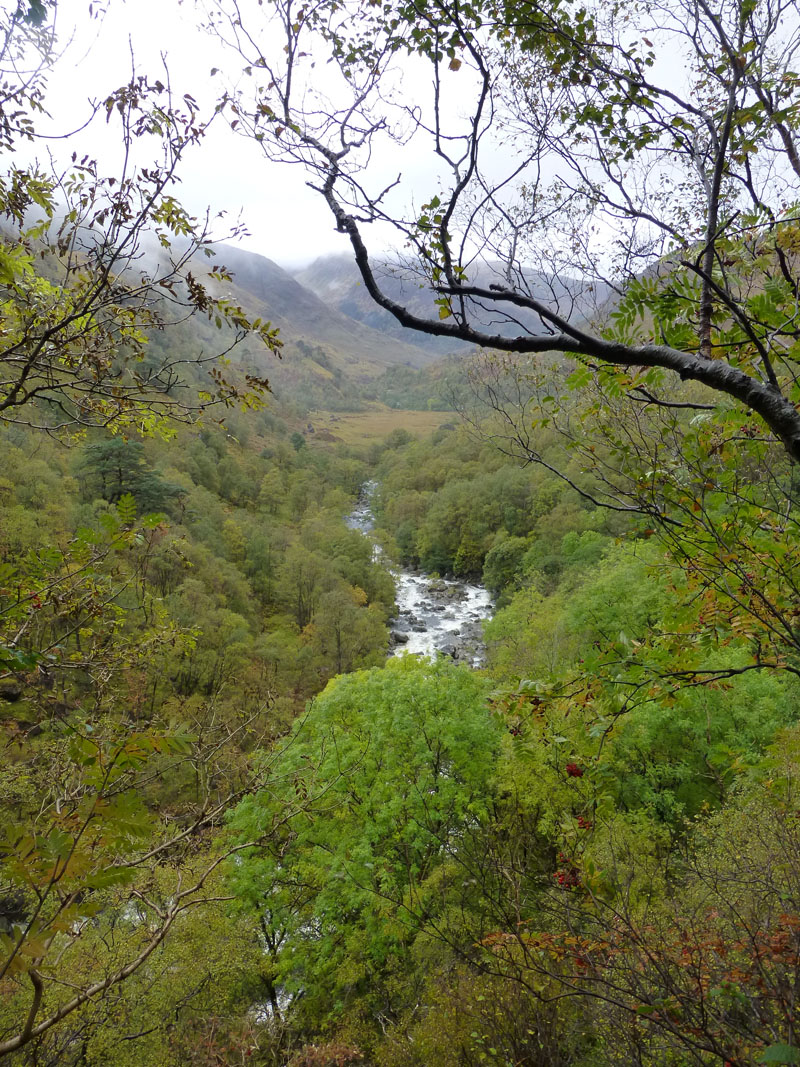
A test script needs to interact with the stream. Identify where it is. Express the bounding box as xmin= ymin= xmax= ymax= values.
xmin=250 ymin=486 xmax=494 ymax=1025
xmin=346 ymin=483 xmax=493 ymax=666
